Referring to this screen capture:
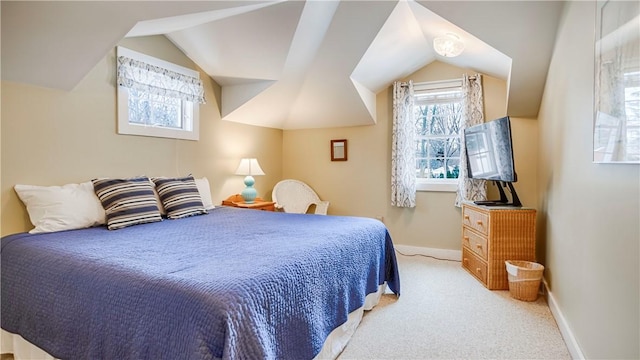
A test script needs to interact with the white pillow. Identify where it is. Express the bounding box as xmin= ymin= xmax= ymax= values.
xmin=14 ymin=181 xmax=106 ymax=234
xmin=195 ymin=177 xmax=215 ymax=210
